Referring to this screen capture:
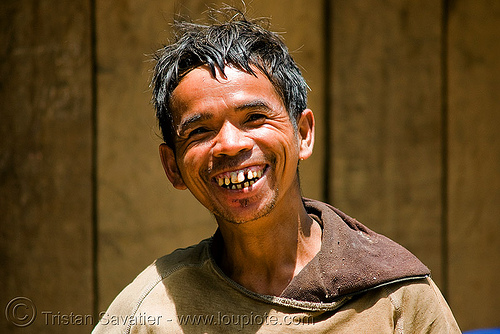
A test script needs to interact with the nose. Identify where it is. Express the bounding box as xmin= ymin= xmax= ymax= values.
xmin=212 ymin=121 xmax=253 ymax=157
